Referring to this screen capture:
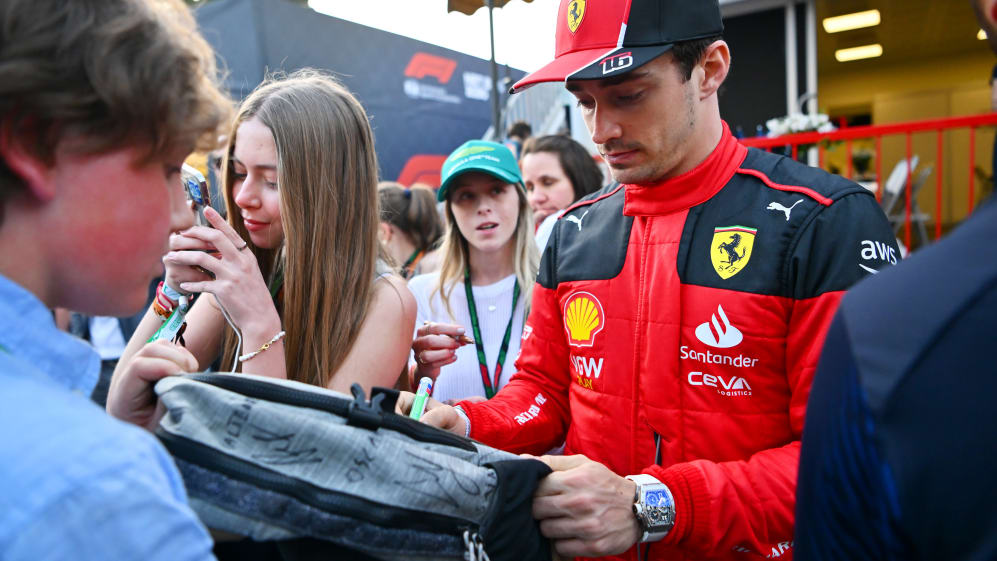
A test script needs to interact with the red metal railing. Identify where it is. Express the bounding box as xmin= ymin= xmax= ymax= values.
xmin=740 ymin=113 xmax=997 ymax=250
